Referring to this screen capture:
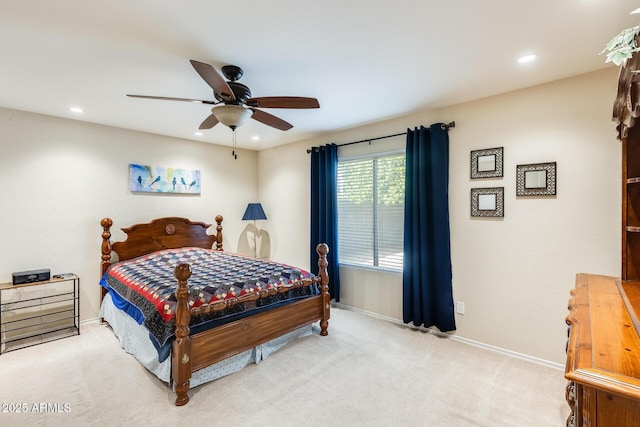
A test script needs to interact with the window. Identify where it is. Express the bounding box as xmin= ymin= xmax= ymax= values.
xmin=337 ymin=151 xmax=405 ymax=271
